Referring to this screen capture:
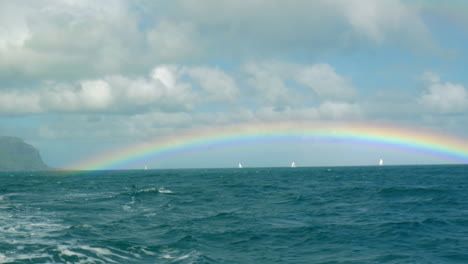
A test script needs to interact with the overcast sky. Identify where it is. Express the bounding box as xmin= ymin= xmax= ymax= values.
xmin=1 ymin=0 xmax=468 ymax=169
